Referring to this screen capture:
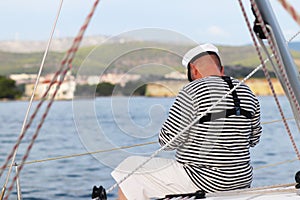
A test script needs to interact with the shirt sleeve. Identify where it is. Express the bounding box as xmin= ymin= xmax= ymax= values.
xmin=158 ymin=89 xmax=195 ymax=150
xmin=249 ymin=99 xmax=262 ymax=147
